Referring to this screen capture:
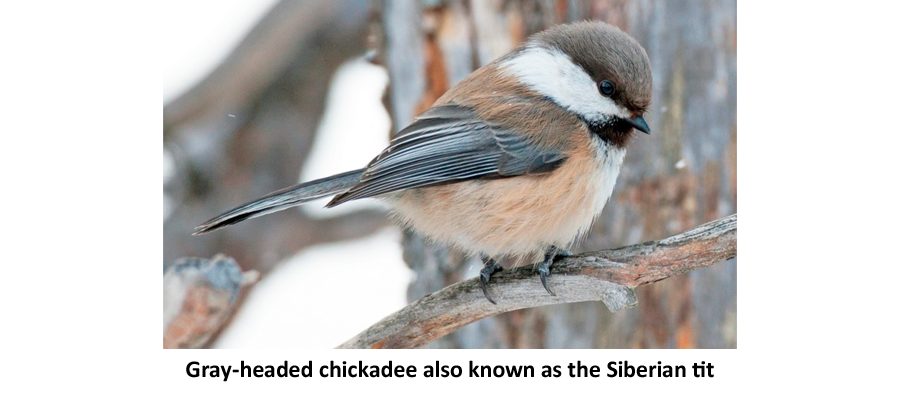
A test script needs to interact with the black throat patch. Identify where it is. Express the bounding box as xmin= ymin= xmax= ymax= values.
xmin=585 ymin=117 xmax=634 ymax=149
